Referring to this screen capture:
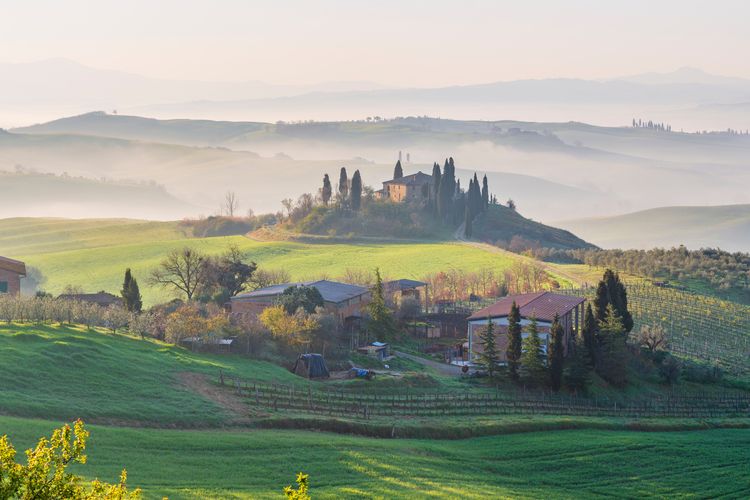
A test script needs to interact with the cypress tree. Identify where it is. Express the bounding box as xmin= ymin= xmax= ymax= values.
xmin=520 ymin=317 xmax=546 ymax=386
xmin=393 ymin=160 xmax=403 ymax=179
xmin=506 ymin=301 xmax=522 ymax=381
xmin=582 ymin=303 xmax=597 ymax=365
xmin=351 ymin=170 xmax=362 ymax=211
xmin=127 ymin=277 xmax=142 ymax=313
xmin=438 ymin=159 xmax=455 ymax=220
xmin=596 ymin=304 xmax=629 ymax=387
xmin=481 ymin=174 xmax=489 ymax=210
xmin=367 ymin=268 xmax=397 ymax=341
xmin=321 ymin=174 xmax=332 ymax=205
xmin=477 ymin=317 xmax=500 ymax=378
xmin=121 ymin=269 xmax=132 ymax=309
xmin=338 ymin=167 xmax=349 ymax=201
xmin=431 ymin=162 xmax=441 ymax=213
xmin=564 ymin=333 xmax=592 ymax=394
xmin=548 ymin=314 xmax=564 ymax=391
xmin=593 ymin=279 xmax=610 ymax=323
xmin=596 ymin=269 xmax=633 ymax=332
xmin=464 ymin=200 xmax=472 ymax=239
